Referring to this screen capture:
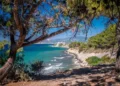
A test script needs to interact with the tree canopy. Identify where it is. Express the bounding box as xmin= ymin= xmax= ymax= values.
xmin=88 ymin=24 xmax=117 ymax=48
xmin=0 ymin=0 xmax=120 ymax=81
xmin=69 ymin=24 xmax=117 ymax=49
xmin=0 ymin=0 xmax=78 ymax=48
xmin=66 ymin=0 xmax=120 ymax=22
